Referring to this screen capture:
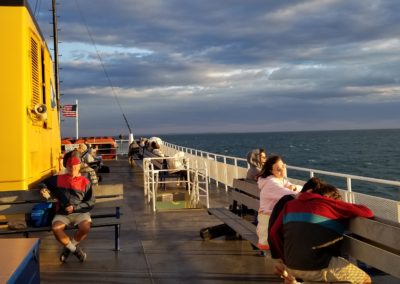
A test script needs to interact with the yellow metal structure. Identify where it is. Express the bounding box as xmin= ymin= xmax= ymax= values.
xmin=0 ymin=1 xmax=61 ymax=191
